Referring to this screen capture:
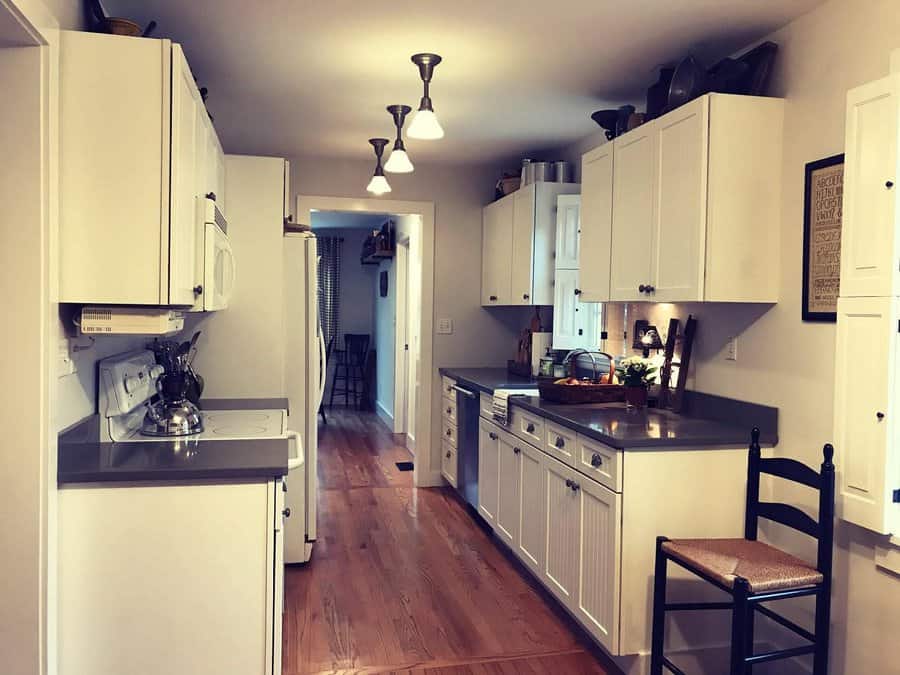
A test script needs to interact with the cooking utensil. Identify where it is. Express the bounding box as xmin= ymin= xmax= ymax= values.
xmin=615 ymin=105 xmax=636 ymax=138
xmin=531 ymin=162 xmax=552 ymax=182
xmin=707 ymin=57 xmax=750 ymax=95
xmin=591 ymin=109 xmax=620 ymax=141
xmin=667 ymin=56 xmax=708 ymax=112
xmin=646 ymin=67 xmax=675 ymax=120
xmin=141 ymin=397 xmax=203 ymax=436
xmin=552 ymin=161 xmax=572 ymax=183
xmin=141 ymin=20 xmax=158 ymax=38
xmin=736 ymin=41 xmax=778 ymax=96
xmin=520 ymin=158 xmax=533 ymax=187
xmin=103 ymin=17 xmax=141 ymax=36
